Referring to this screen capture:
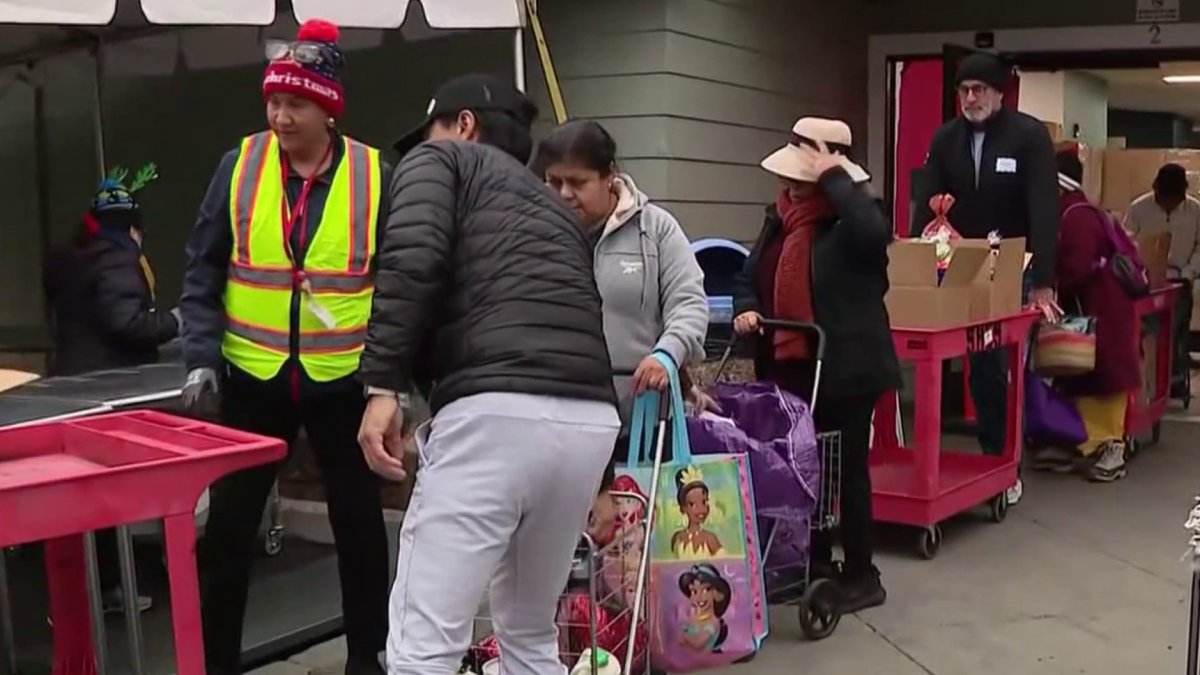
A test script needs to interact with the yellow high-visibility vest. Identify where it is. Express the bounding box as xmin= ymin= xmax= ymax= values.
xmin=221 ymin=131 xmax=381 ymax=382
